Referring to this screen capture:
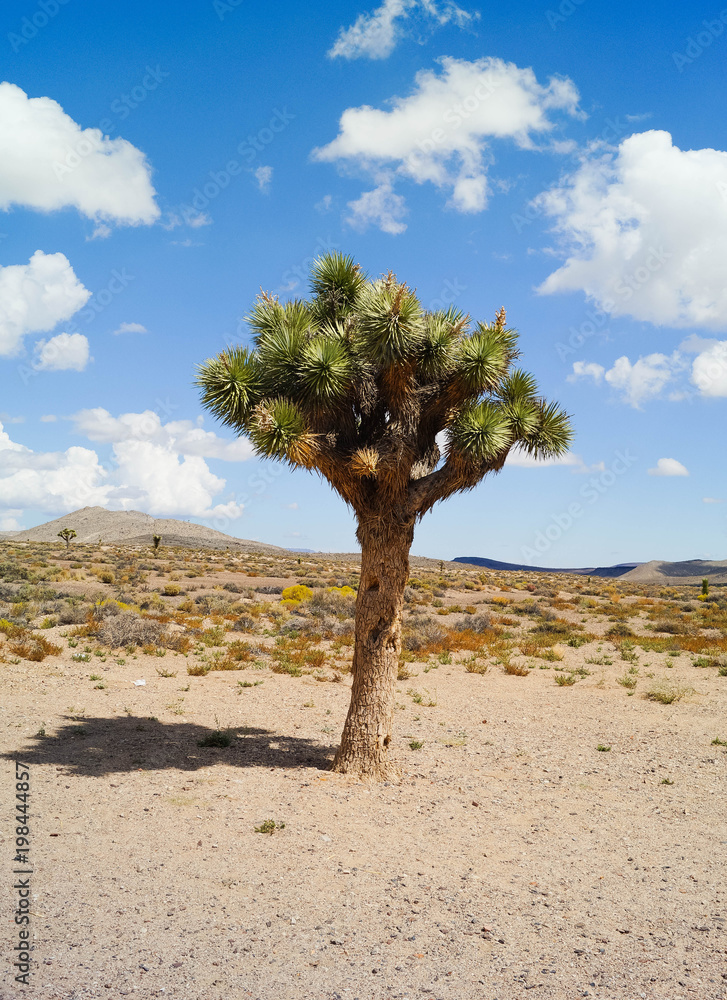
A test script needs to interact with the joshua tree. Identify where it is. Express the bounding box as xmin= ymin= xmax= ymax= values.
xmin=152 ymin=534 xmax=162 ymax=552
xmin=57 ymin=528 xmax=77 ymax=551
xmin=197 ymin=253 xmax=573 ymax=779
